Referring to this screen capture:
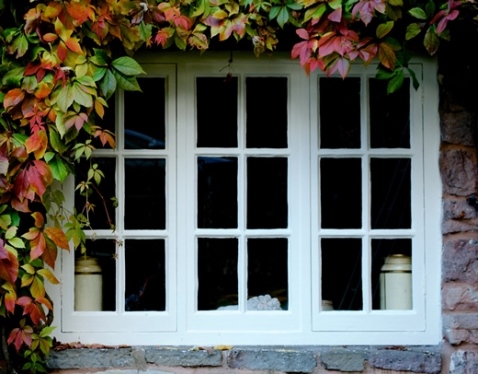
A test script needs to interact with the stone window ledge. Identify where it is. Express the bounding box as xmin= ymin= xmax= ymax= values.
xmin=45 ymin=345 xmax=442 ymax=374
